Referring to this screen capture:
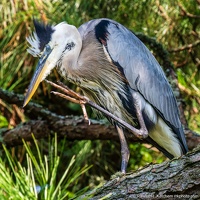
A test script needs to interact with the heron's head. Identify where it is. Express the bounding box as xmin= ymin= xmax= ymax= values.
xmin=23 ymin=20 xmax=80 ymax=107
